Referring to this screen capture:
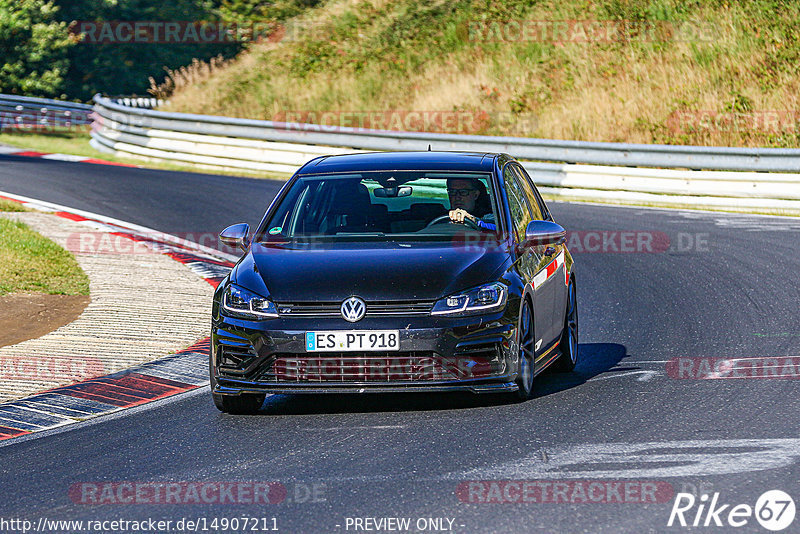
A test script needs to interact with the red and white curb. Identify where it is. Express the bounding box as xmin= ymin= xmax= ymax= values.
xmin=0 ymin=145 xmax=139 ymax=167
xmin=0 ymin=191 xmax=238 ymax=442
